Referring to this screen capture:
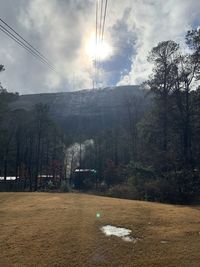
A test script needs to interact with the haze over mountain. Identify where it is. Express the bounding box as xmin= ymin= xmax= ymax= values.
xmin=10 ymin=85 xmax=147 ymax=135
xmin=11 ymin=85 xmax=141 ymax=112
